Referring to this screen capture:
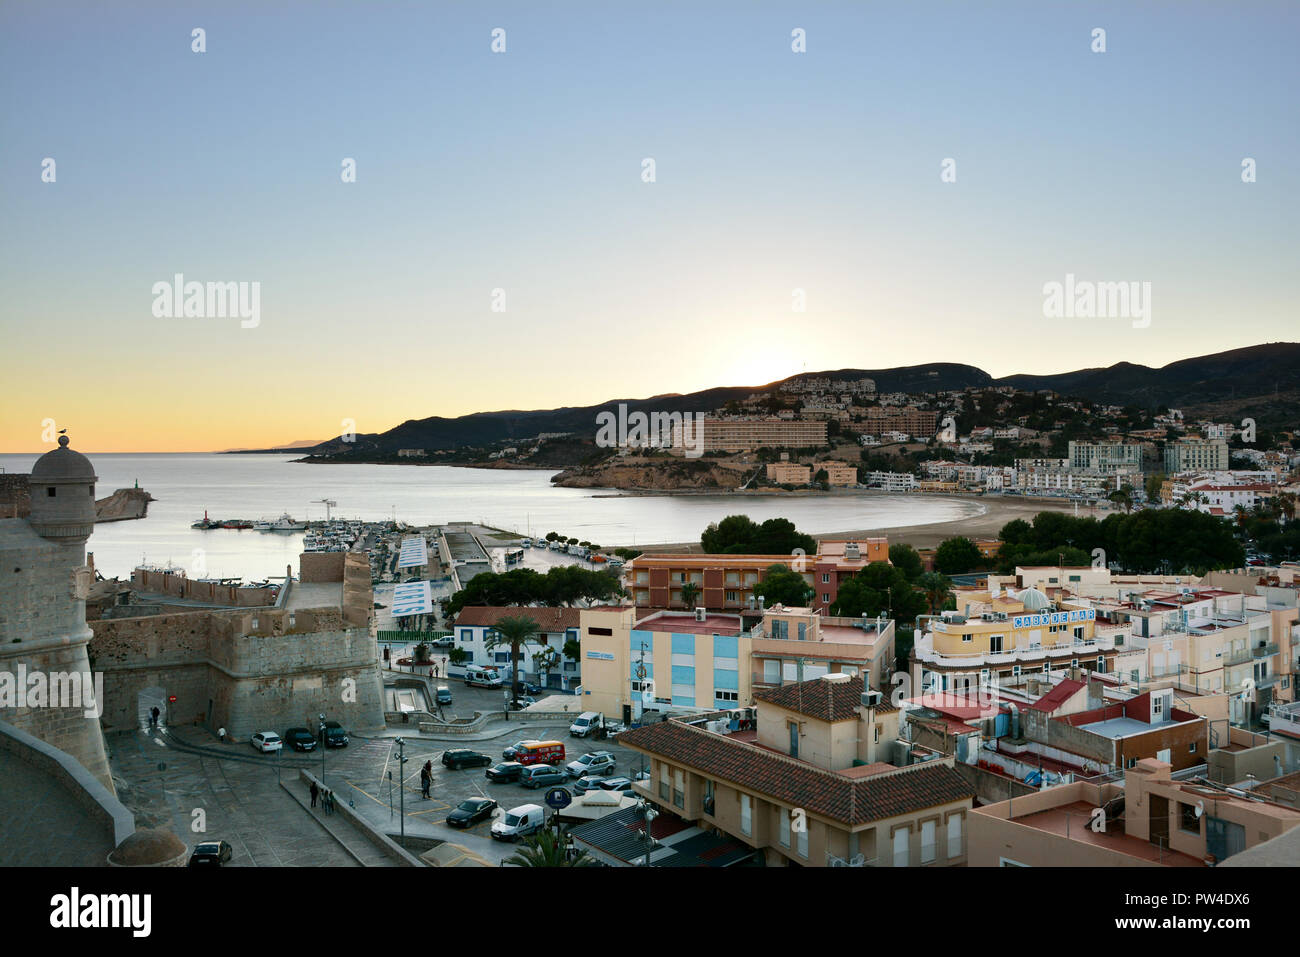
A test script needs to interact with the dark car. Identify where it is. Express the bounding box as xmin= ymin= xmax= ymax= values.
xmin=520 ymin=764 xmax=567 ymax=789
xmin=446 ymin=798 xmax=498 ymax=828
xmin=486 ymin=761 xmax=525 ymax=783
xmin=519 ymin=681 xmax=544 ymax=696
xmin=598 ymin=777 xmax=634 ymax=793
xmin=323 ymin=721 xmax=349 ymax=748
xmin=442 ymin=748 xmax=492 ymax=770
xmin=435 ymin=686 xmax=453 ymax=706
xmin=283 ymin=728 xmax=316 ymax=752
xmin=188 ymin=840 xmax=233 ymax=867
